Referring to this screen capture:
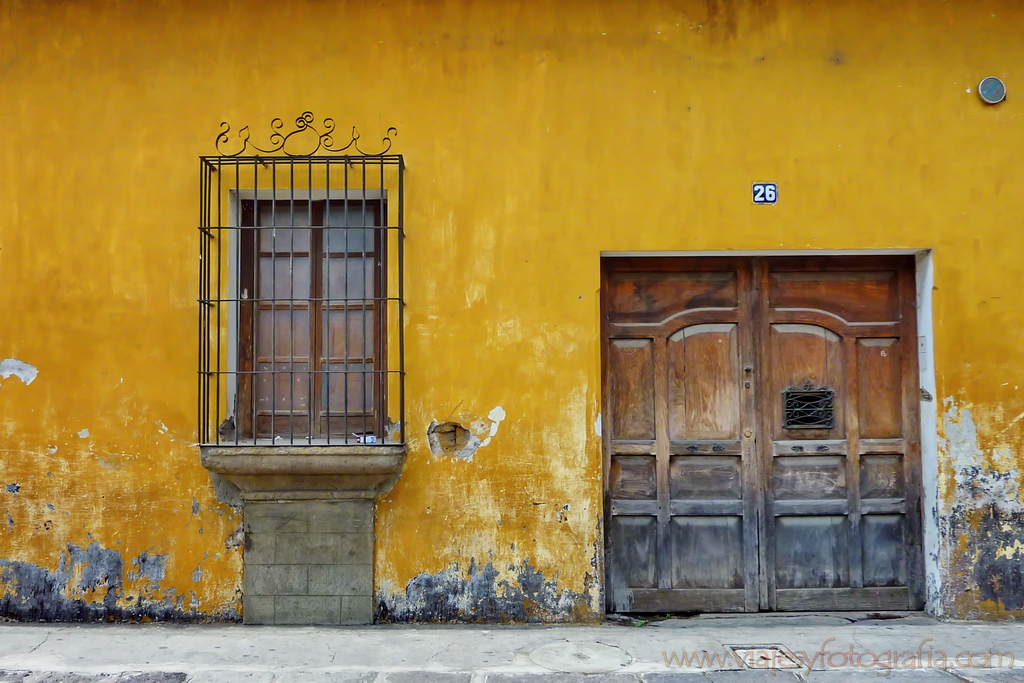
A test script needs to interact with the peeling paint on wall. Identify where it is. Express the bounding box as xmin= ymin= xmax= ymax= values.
xmin=191 ymin=553 xmax=208 ymax=583
xmin=943 ymin=401 xmax=1022 ymax=512
xmin=0 ymin=359 xmax=38 ymax=386
xmin=128 ymin=551 xmax=168 ymax=586
xmin=376 ymin=558 xmax=595 ymax=623
xmin=940 ymin=399 xmax=1024 ymax=619
xmin=224 ymin=523 xmax=244 ymax=551
xmin=0 ymin=542 xmax=239 ymax=622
